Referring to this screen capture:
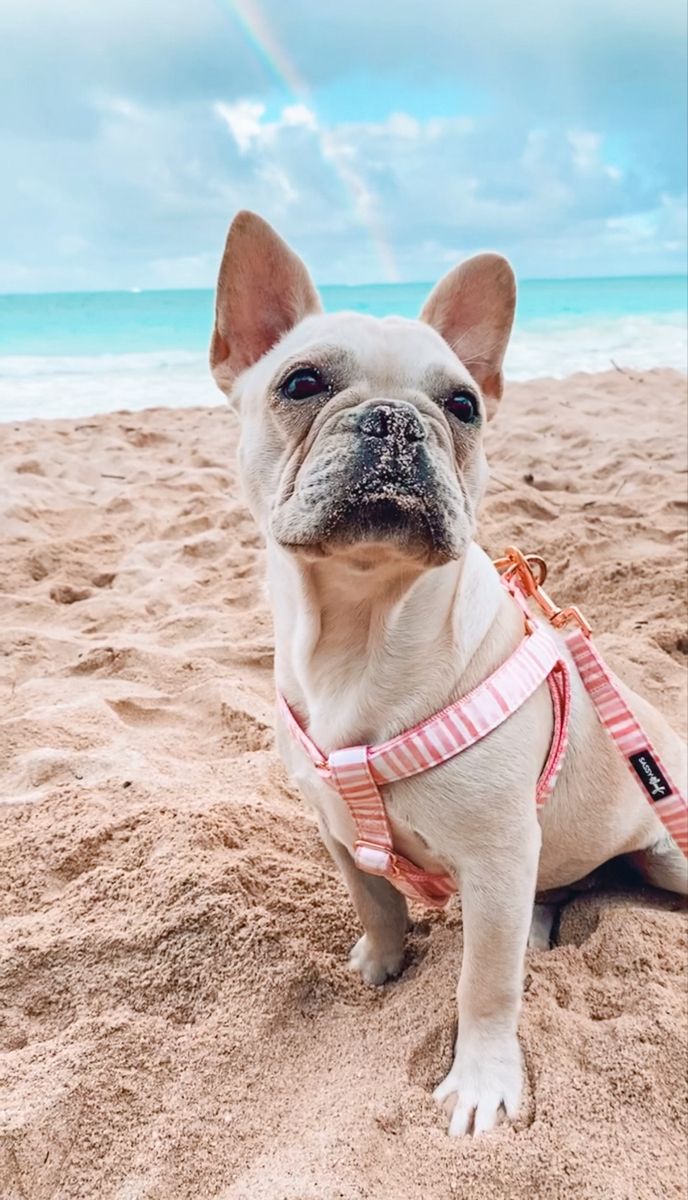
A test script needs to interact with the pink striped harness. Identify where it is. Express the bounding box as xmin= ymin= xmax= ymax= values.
xmin=278 ymin=549 xmax=688 ymax=908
